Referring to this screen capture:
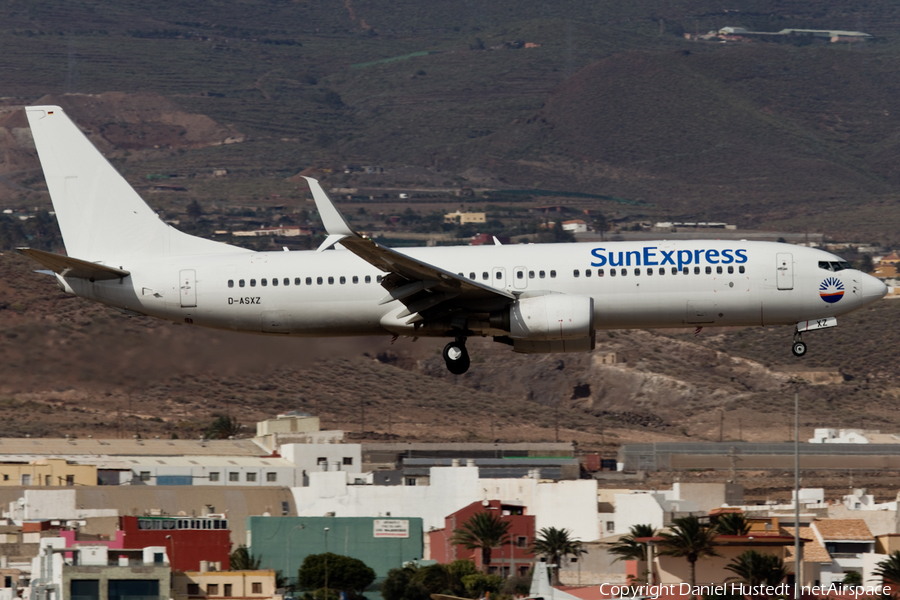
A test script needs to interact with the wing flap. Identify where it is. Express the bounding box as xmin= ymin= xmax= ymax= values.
xmin=18 ymin=248 xmax=130 ymax=280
